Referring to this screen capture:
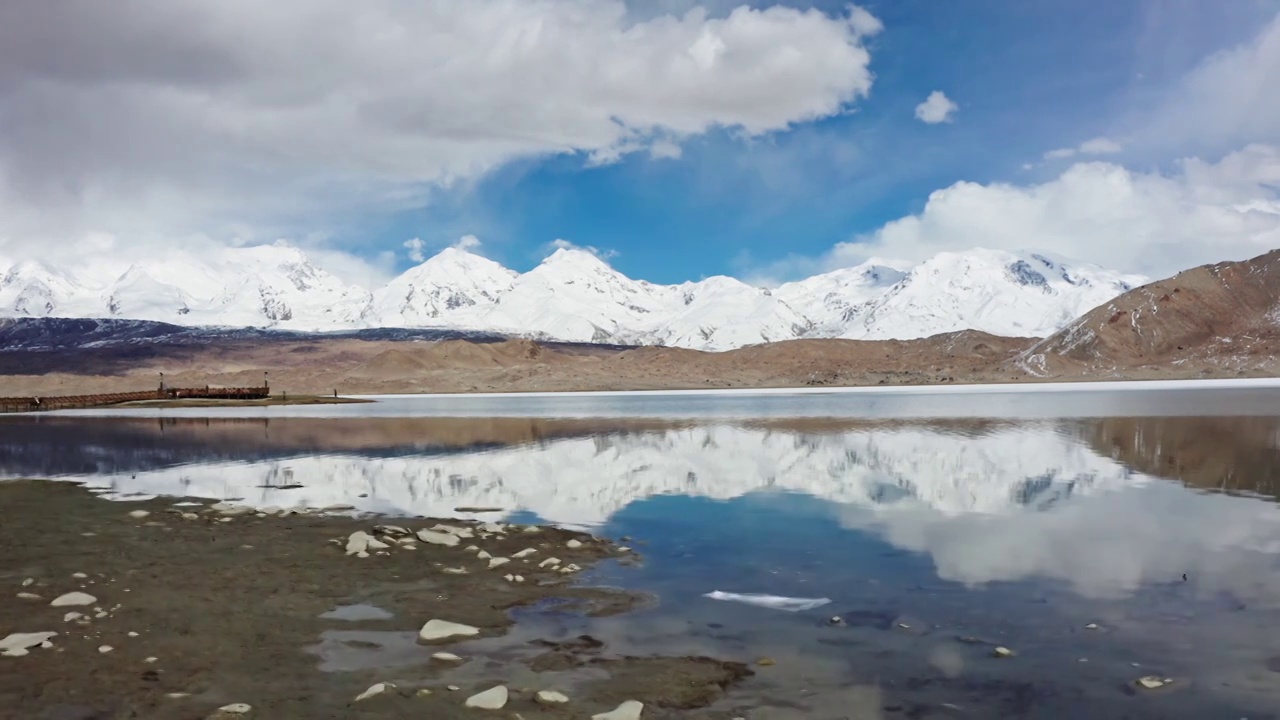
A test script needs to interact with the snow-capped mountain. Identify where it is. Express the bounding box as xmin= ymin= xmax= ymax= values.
xmin=0 ymin=243 xmax=1149 ymax=350
xmin=835 ymin=250 xmax=1146 ymax=340
xmin=374 ymin=247 xmax=517 ymax=326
